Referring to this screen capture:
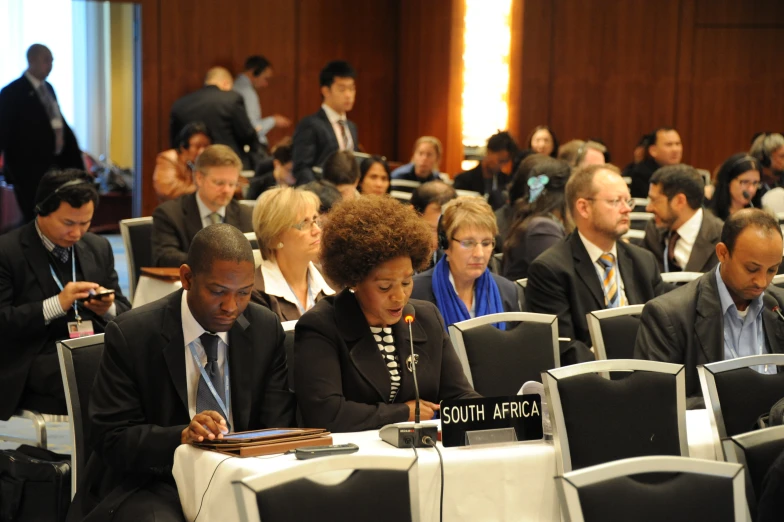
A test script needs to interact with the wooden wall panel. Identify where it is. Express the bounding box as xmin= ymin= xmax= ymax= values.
xmin=695 ymin=0 xmax=784 ymax=26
